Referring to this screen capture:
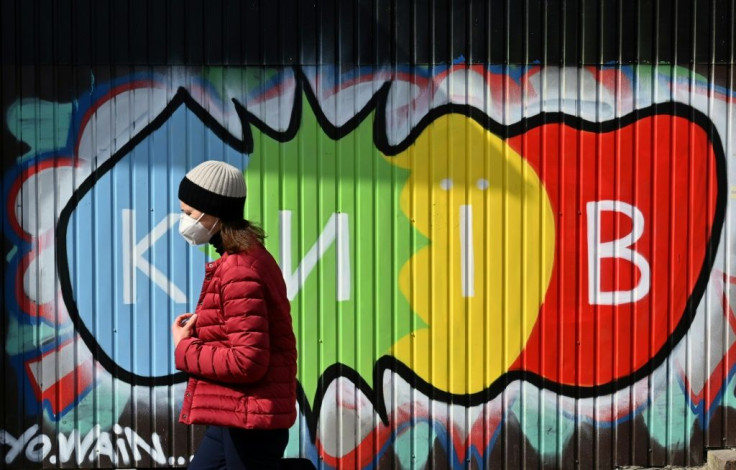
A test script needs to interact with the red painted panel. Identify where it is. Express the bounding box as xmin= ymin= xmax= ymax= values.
xmin=510 ymin=113 xmax=719 ymax=387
